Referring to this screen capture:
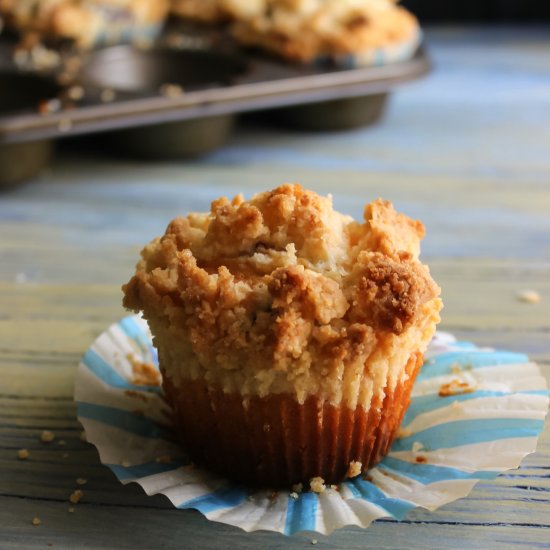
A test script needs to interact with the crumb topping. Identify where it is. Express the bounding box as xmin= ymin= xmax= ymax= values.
xmin=309 ymin=476 xmax=326 ymax=493
xmin=69 ymin=490 xmax=83 ymax=505
xmin=123 ymin=184 xmax=441 ymax=406
xmin=127 ymin=355 xmax=162 ymax=386
xmin=225 ymin=0 xmax=419 ymax=62
xmin=346 ymin=460 xmax=362 ymax=478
